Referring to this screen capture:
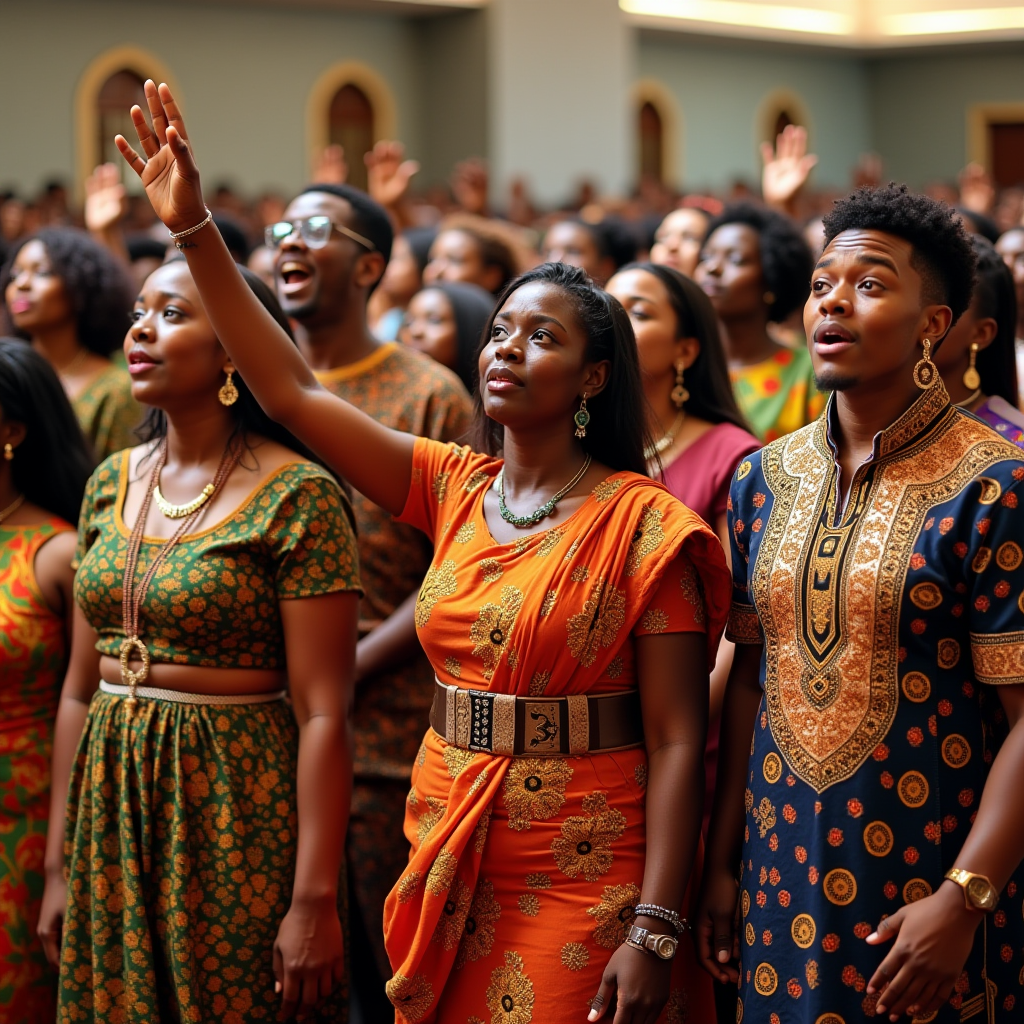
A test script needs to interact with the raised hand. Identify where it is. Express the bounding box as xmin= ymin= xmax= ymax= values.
xmin=365 ymin=140 xmax=419 ymax=210
xmin=84 ymin=163 xmax=126 ymax=234
xmin=761 ymin=124 xmax=818 ymax=213
xmin=451 ymin=158 xmax=489 ymax=216
xmin=312 ymin=144 xmax=349 ymax=186
xmin=114 ymin=80 xmax=207 ymax=235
